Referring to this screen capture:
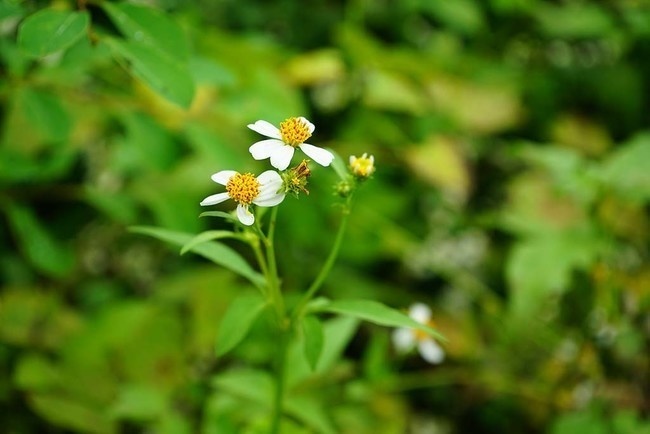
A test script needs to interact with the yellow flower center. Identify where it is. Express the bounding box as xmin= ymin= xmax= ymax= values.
xmin=226 ymin=173 xmax=260 ymax=205
xmin=350 ymin=153 xmax=375 ymax=177
xmin=279 ymin=117 xmax=312 ymax=147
